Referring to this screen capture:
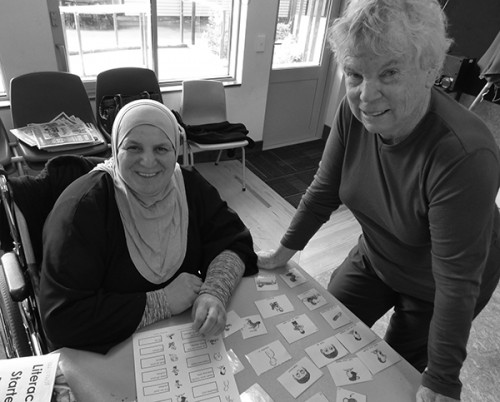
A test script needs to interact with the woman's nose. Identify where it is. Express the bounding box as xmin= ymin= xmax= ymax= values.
xmin=140 ymin=151 xmax=156 ymax=166
xmin=359 ymin=79 xmax=381 ymax=103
